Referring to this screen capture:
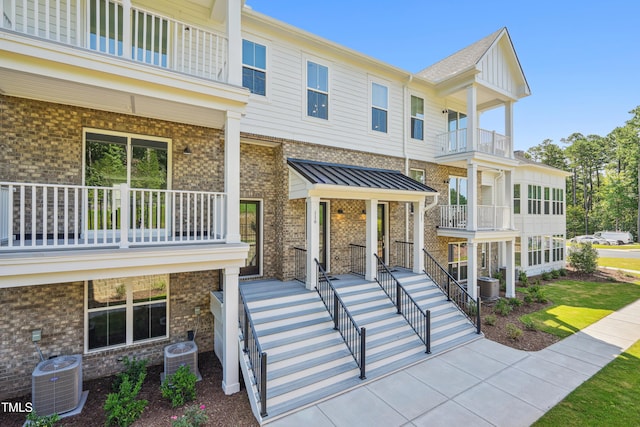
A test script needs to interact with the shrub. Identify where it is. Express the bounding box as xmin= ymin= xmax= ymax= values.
xmin=568 ymin=242 xmax=599 ymax=274
xmin=541 ymin=271 xmax=552 ymax=281
xmin=551 ymin=269 xmax=560 ymax=279
xmin=518 ymin=270 xmax=528 ymax=286
xmin=104 ymin=371 xmax=148 ymax=427
xmin=559 ymin=268 xmax=567 ymax=277
xmin=161 ymin=365 xmax=197 ymax=408
xmin=527 ymin=285 xmax=548 ymax=304
xmin=506 ymin=323 xmax=523 ymax=340
xmin=171 ymin=404 xmax=209 ymax=427
xmin=520 ymin=317 xmax=539 ymax=331
xmin=508 ymin=297 xmax=523 ymax=308
xmin=484 ymin=314 xmax=497 ymax=326
xmin=523 ymin=294 xmax=533 ymax=305
xmin=494 ymin=298 xmax=513 ymax=316
xmin=113 ymin=356 xmax=148 ymax=392
xmin=25 ymin=411 xmax=60 ymax=427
